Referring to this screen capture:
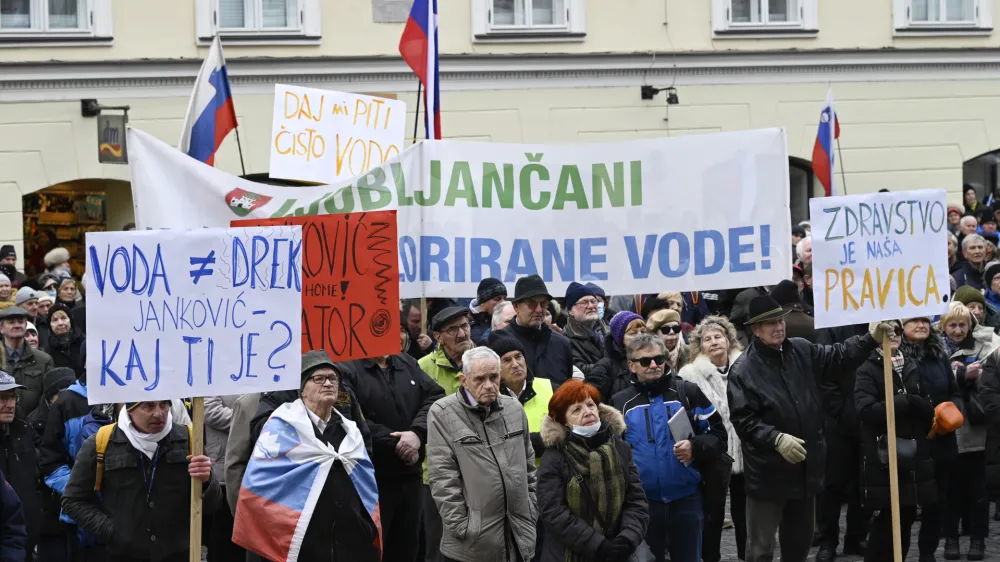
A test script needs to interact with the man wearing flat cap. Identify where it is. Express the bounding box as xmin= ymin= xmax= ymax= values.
xmin=500 ymin=275 xmax=574 ymax=386
xmin=727 ymin=295 xmax=895 ymax=562
xmin=0 ymin=306 xmax=53 ymax=415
